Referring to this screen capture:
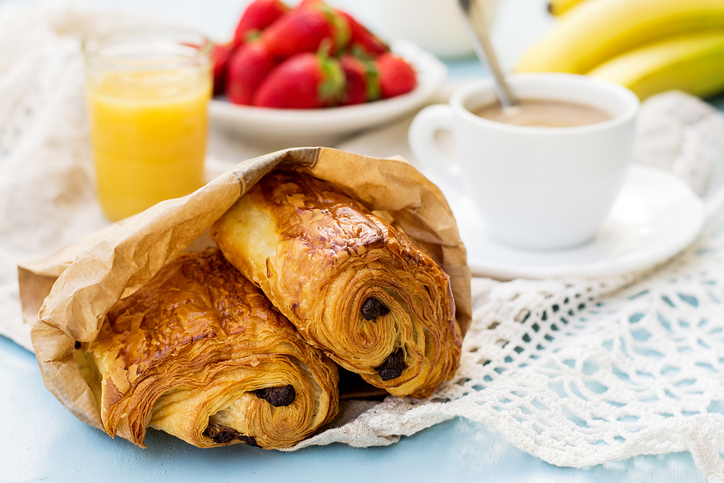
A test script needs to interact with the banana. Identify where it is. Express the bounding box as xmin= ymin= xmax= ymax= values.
xmin=547 ymin=0 xmax=586 ymax=16
xmin=588 ymin=31 xmax=724 ymax=100
xmin=516 ymin=0 xmax=724 ymax=74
